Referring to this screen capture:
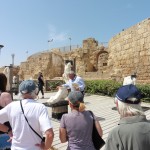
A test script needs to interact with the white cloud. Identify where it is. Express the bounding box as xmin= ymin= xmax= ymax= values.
xmin=48 ymin=24 xmax=69 ymax=42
